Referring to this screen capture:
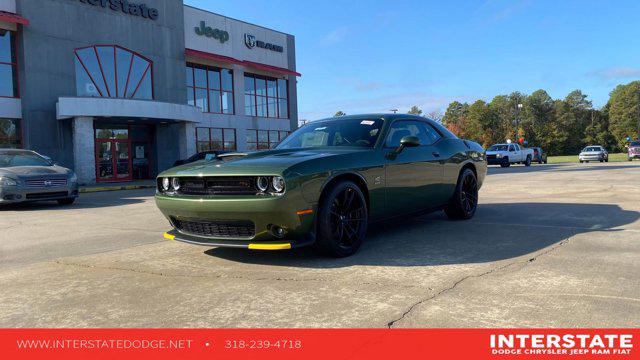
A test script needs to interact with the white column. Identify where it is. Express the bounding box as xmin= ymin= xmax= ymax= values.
xmin=72 ymin=116 xmax=96 ymax=184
